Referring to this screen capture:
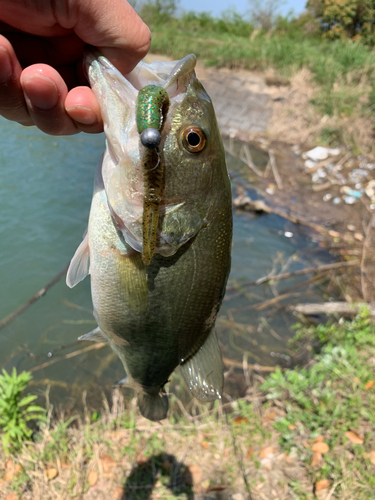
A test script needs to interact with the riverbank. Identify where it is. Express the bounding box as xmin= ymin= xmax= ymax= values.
xmin=1 ymin=312 xmax=374 ymax=500
xmin=143 ymin=52 xmax=375 ymax=307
